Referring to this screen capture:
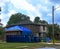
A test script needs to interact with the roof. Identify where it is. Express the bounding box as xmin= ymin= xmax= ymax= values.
xmin=5 ymin=26 xmax=32 ymax=35
xmin=20 ymin=20 xmax=33 ymax=24
xmin=6 ymin=20 xmax=47 ymax=28
xmin=5 ymin=26 xmax=22 ymax=31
